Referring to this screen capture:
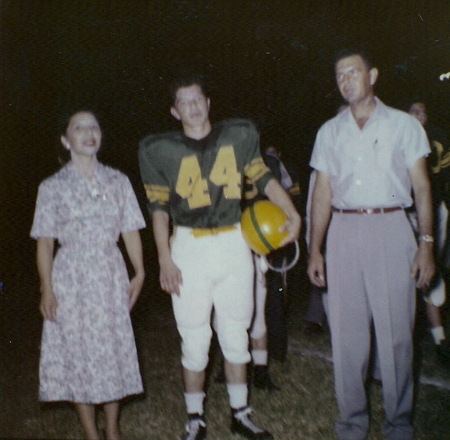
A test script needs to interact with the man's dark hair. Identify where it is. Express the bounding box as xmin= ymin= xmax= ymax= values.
xmin=168 ymin=73 xmax=209 ymax=105
xmin=334 ymin=48 xmax=374 ymax=71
